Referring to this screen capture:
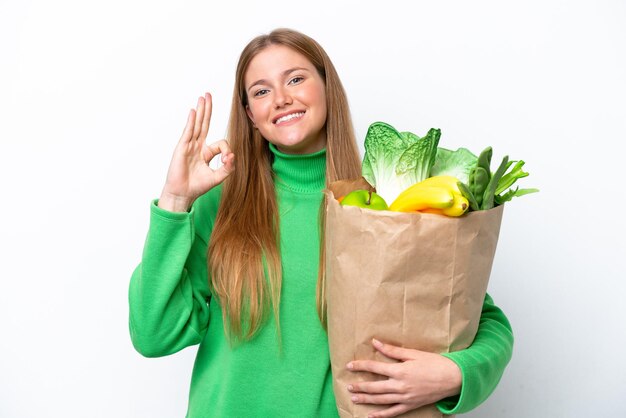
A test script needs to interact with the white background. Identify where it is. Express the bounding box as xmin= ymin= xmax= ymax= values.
xmin=1 ymin=0 xmax=625 ymax=417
